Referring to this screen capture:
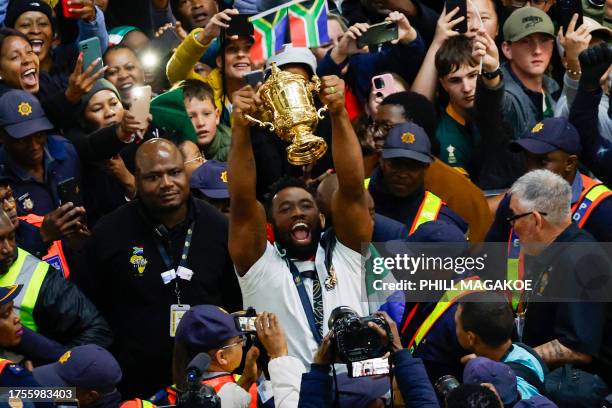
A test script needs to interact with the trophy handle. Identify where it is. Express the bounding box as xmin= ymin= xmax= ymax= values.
xmin=317 ymin=105 xmax=328 ymax=120
xmin=310 ymin=75 xmax=321 ymax=93
xmin=244 ymin=114 xmax=275 ymax=132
